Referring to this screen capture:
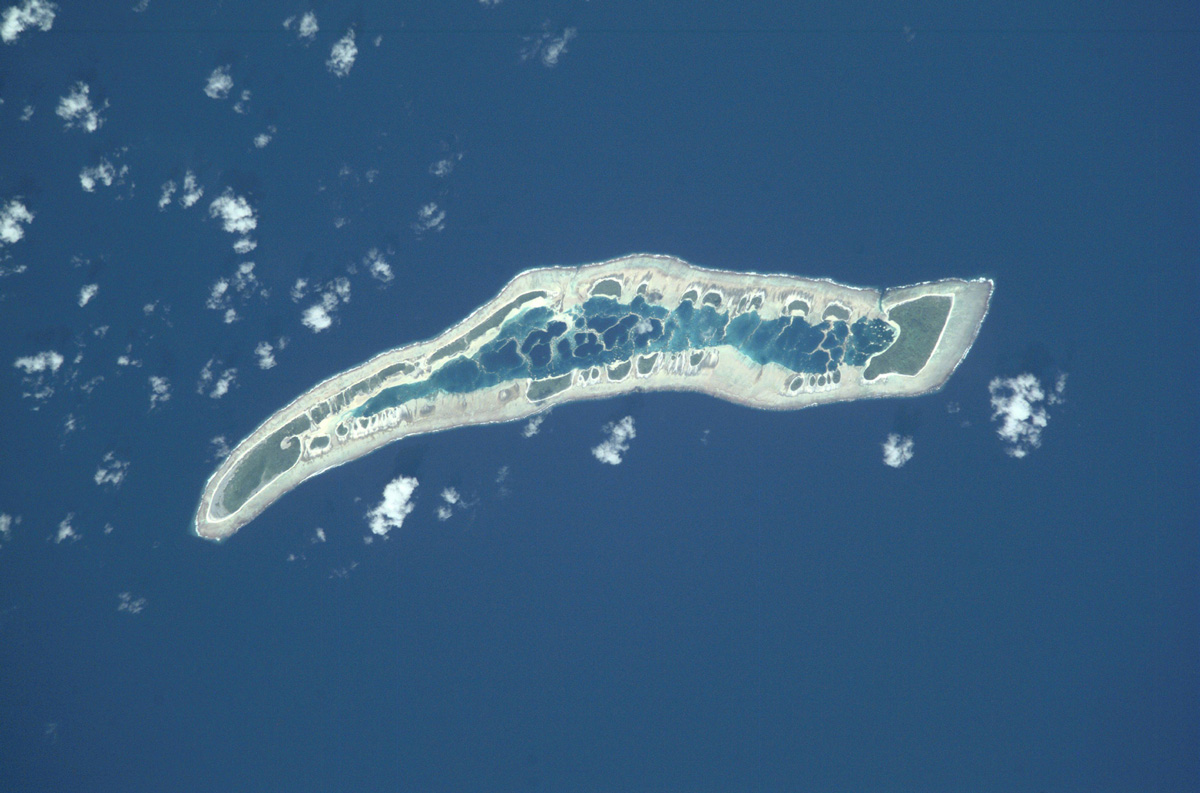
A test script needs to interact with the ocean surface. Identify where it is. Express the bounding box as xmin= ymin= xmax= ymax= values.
xmin=1 ymin=2 xmax=1196 ymax=791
